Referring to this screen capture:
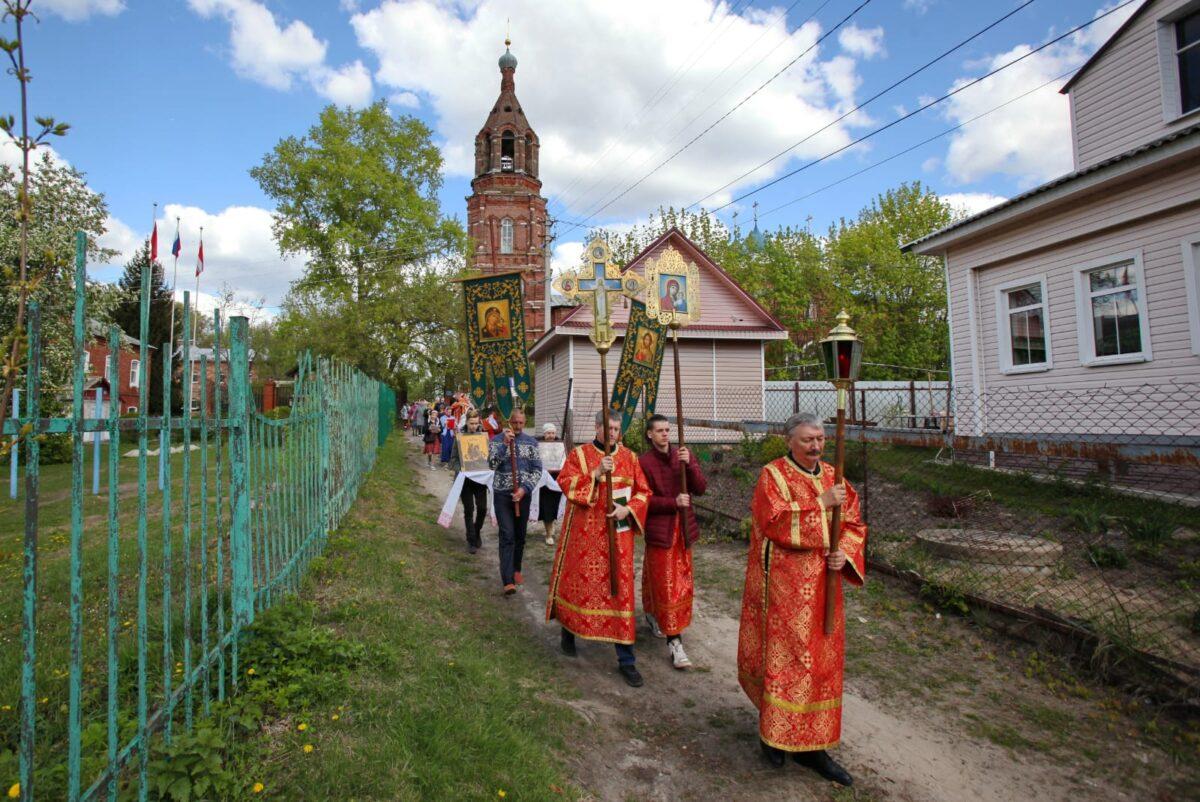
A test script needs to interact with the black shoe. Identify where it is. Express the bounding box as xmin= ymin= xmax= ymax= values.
xmin=760 ymin=741 xmax=785 ymax=768
xmin=468 ymin=545 xmax=478 ymax=554
xmin=617 ymin=664 xmax=644 ymax=687
xmin=793 ymin=750 xmax=852 ymax=786
xmin=560 ymin=630 xmax=577 ymax=658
